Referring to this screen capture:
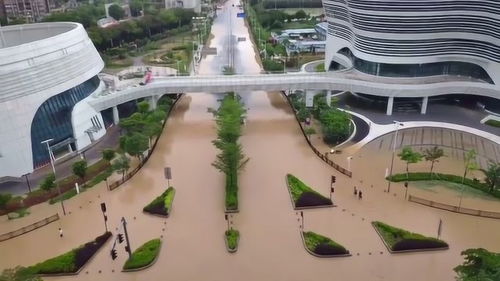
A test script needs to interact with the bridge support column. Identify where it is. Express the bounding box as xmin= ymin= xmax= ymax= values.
xmin=386 ymin=96 xmax=394 ymax=116
xmin=326 ymin=90 xmax=332 ymax=107
xmin=421 ymin=96 xmax=428 ymax=114
xmin=112 ymin=106 xmax=120 ymax=125
xmin=305 ymin=90 xmax=314 ymax=108
xmin=149 ymin=95 xmax=160 ymax=110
